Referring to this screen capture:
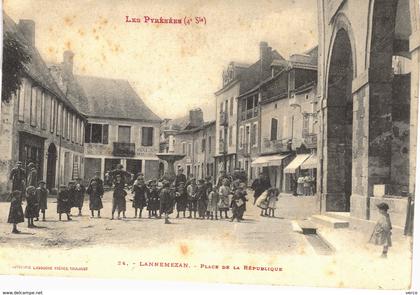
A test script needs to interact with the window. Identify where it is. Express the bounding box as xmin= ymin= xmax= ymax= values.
xmin=302 ymin=115 xmax=309 ymax=137
xmin=80 ymin=121 xmax=85 ymax=145
xmin=202 ymin=138 xmax=206 ymax=152
xmin=229 ymin=97 xmax=234 ymax=115
xmin=118 ymin=126 xmax=131 ymax=143
xmin=208 ymin=136 xmax=212 ymax=153
xmin=40 ymin=92 xmax=46 ymax=130
xmin=30 ymin=87 xmax=37 ymax=127
xmin=229 ymin=126 xmax=233 ymax=146
xmin=188 ymin=143 xmax=192 ymax=156
xmin=62 ymin=108 xmax=67 ymax=138
xmin=50 ymin=98 xmax=56 ymax=133
xmin=271 ymin=118 xmax=278 ymax=141
xmin=66 ymin=110 xmax=71 ymax=140
xmin=57 ymin=103 xmax=62 ymax=136
xmin=18 ymin=84 xmax=25 ymax=122
xmin=182 ymin=142 xmax=186 ymax=154
xmin=141 ymin=127 xmax=154 ymax=146
xmin=239 ymin=126 xmax=244 ymax=148
xmin=85 ymin=123 xmax=109 ymax=144
xmin=75 ymin=117 xmax=79 ymax=144
xmin=251 ymin=123 xmax=257 ymax=146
